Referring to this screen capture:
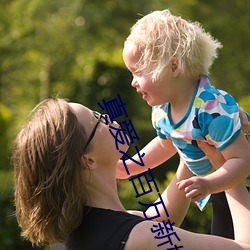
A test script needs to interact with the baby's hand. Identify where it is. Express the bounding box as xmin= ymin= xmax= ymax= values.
xmin=177 ymin=176 xmax=211 ymax=202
